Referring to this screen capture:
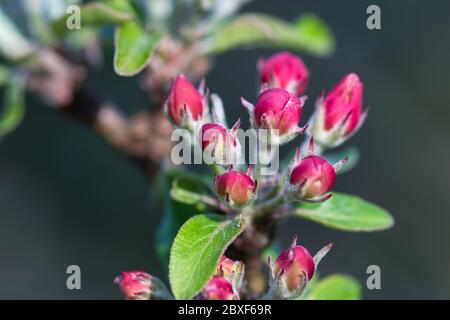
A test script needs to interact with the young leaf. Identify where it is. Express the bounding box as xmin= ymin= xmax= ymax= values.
xmin=0 ymin=76 xmax=25 ymax=139
xmin=155 ymin=171 xmax=209 ymax=267
xmin=303 ymin=274 xmax=362 ymax=300
xmin=293 ymin=193 xmax=394 ymax=232
xmin=170 ymin=175 xmax=212 ymax=206
xmin=52 ymin=0 xmax=135 ymax=35
xmin=114 ymin=21 xmax=161 ymax=76
xmin=169 ymin=214 xmax=245 ymax=300
xmin=205 ymin=13 xmax=334 ymax=57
